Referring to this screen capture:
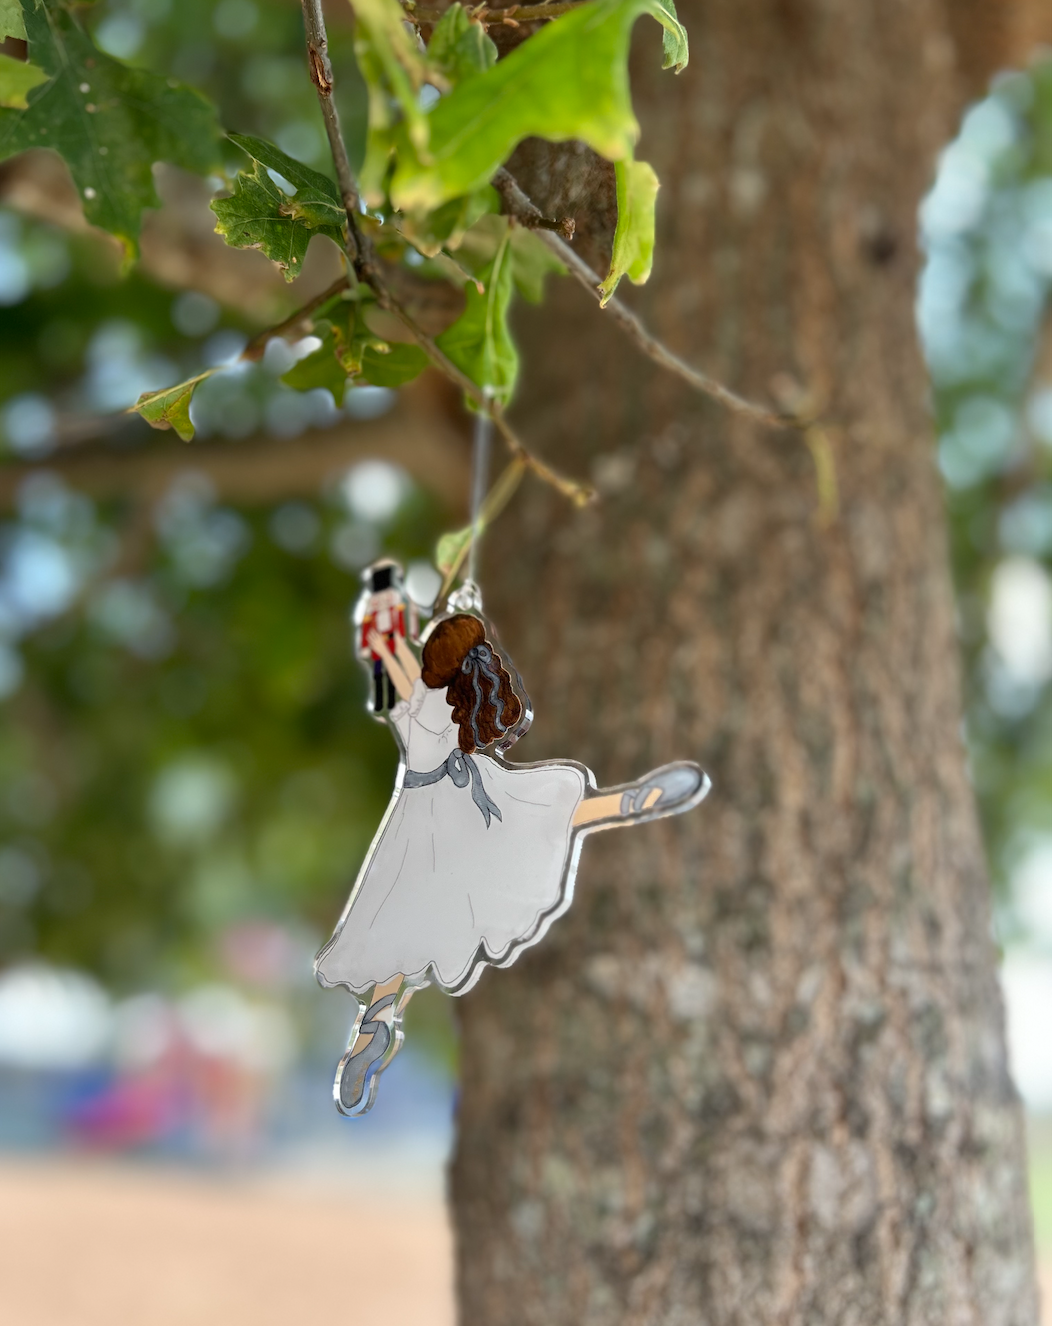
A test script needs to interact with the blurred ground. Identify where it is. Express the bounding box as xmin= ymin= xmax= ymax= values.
xmin=0 ymin=1119 xmax=1048 ymax=1323
xmin=0 ymin=1156 xmax=454 ymax=1326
